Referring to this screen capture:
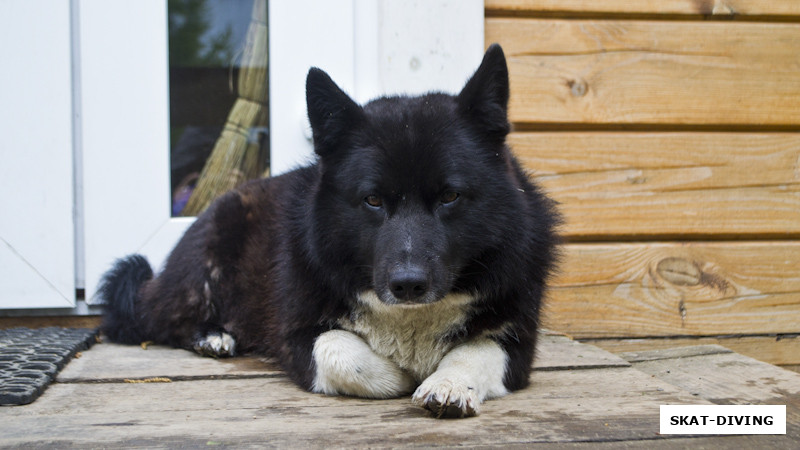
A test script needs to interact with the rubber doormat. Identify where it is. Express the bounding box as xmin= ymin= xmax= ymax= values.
xmin=0 ymin=327 xmax=97 ymax=406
